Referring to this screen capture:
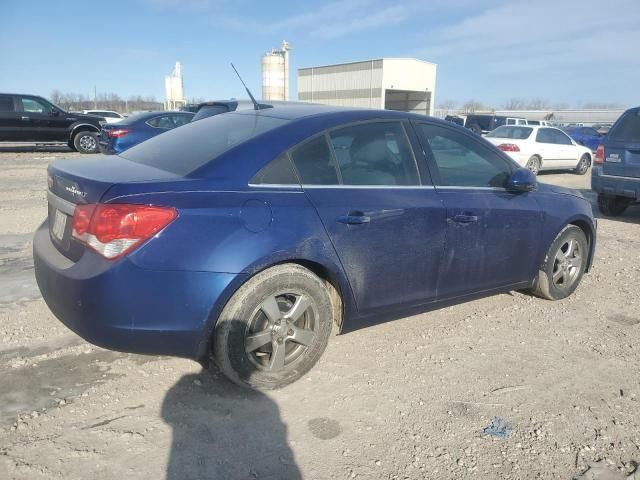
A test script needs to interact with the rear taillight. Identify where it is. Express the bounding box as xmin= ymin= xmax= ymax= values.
xmin=105 ymin=129 xmax=130 ymax=138
xmin=497 ymin=143 xmax=520 ymax=152
xmin=72 ymin=204 xmax=177 ymax=259
xmin=595 ymin=144 xmax=605 ymax=164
